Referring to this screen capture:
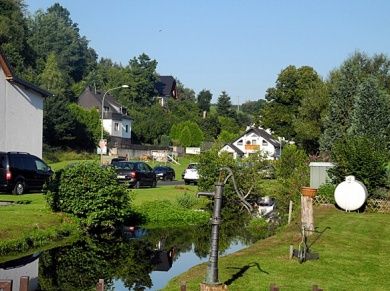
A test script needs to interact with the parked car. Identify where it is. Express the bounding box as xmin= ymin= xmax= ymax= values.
xmin=153 ymin=166 xmax=175 ymax=181
xmin=111 ymin=157 xmax=127 ymax=165
xmin=183 ymin=163 xmax=199 ymax=185
xmin=0 ymin=152 xmax=52 ymax=194
xmin=112 ymin=161 xmax=157 ymax=188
